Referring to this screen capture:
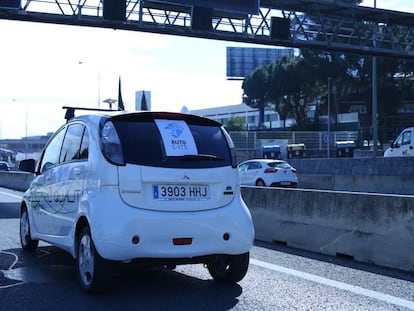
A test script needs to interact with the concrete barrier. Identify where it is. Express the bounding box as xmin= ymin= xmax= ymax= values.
xmin=297 ymin=174 xmax=414 ymax=195
xmin=2 ymin=170 xmax=414 ymax=272
xmin=0 ymin=171 xmax=34 ymax=192
xmin=241 ymin=186 xmax=414 ymax=272
xmin=289 ymin=157 xmax=414 ymax=195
